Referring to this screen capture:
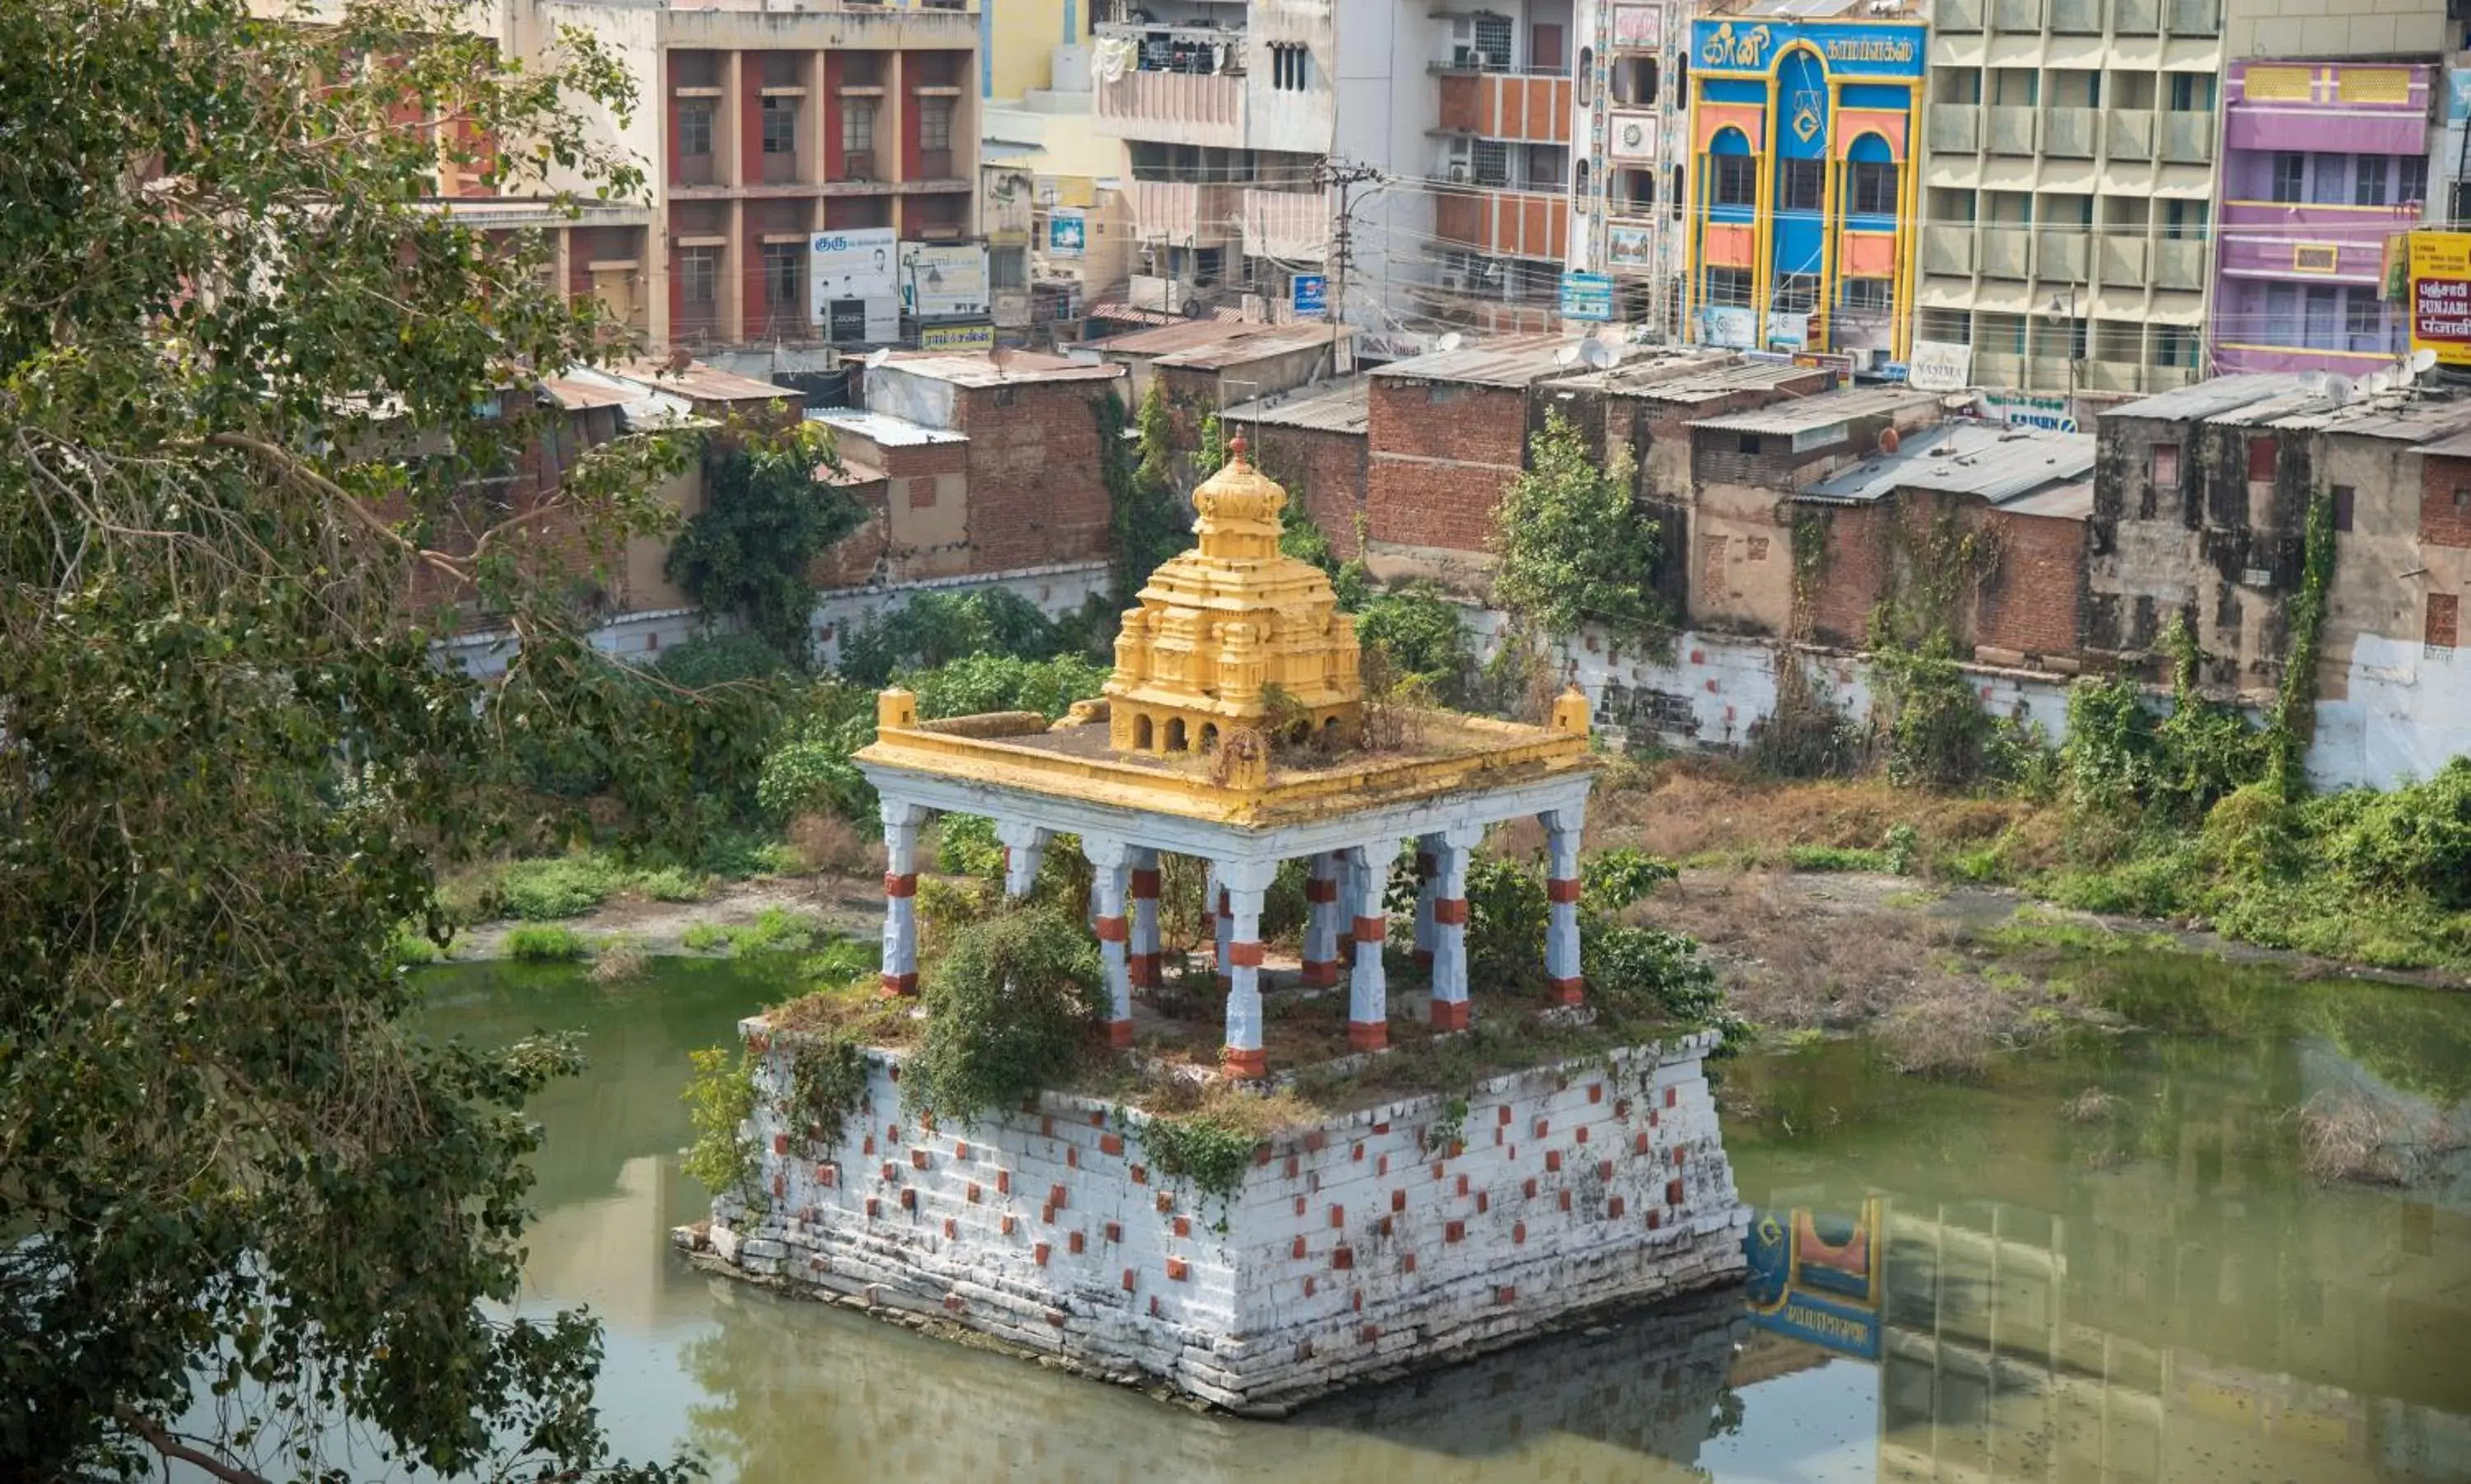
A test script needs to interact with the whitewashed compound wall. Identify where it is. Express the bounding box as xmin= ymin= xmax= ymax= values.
xmin=687 ymin=1029 xmax=1749 ymax=1411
